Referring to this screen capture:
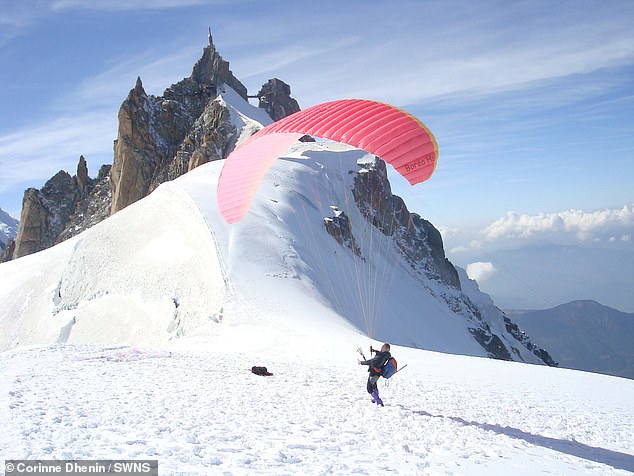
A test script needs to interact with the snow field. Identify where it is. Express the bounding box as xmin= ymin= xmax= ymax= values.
xmin=2 ymin=344 xmax=633 ymax=475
